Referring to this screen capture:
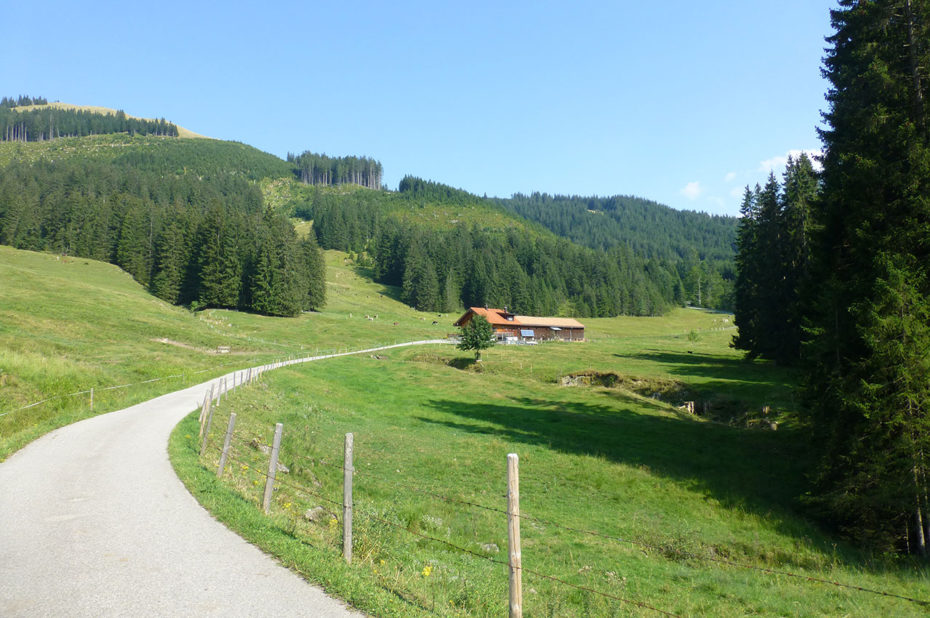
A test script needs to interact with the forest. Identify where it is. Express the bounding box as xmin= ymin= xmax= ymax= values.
xmin=0 ymin=104 xmax=178 ymax=142
xmin=0 ymin=100 xmax=735 ymax=320
xmin=288 ymin=151 xmax=382 ymax=189
xmin=294 ymin=176 xmax=731 ymax=315
xmin=732 ymin=0 xmax=930 ymax=555
xmin=0 ymin=157 xmax=325 ymax=317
